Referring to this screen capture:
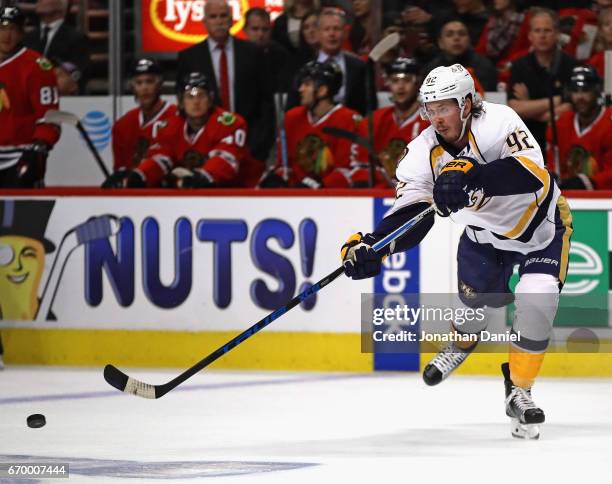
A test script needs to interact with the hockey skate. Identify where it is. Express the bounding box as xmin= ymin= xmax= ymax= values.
xmin=422 ymin=340 xmax=477 ymax=386
xmin=502 ymin=362 xmax=545 ymax=439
